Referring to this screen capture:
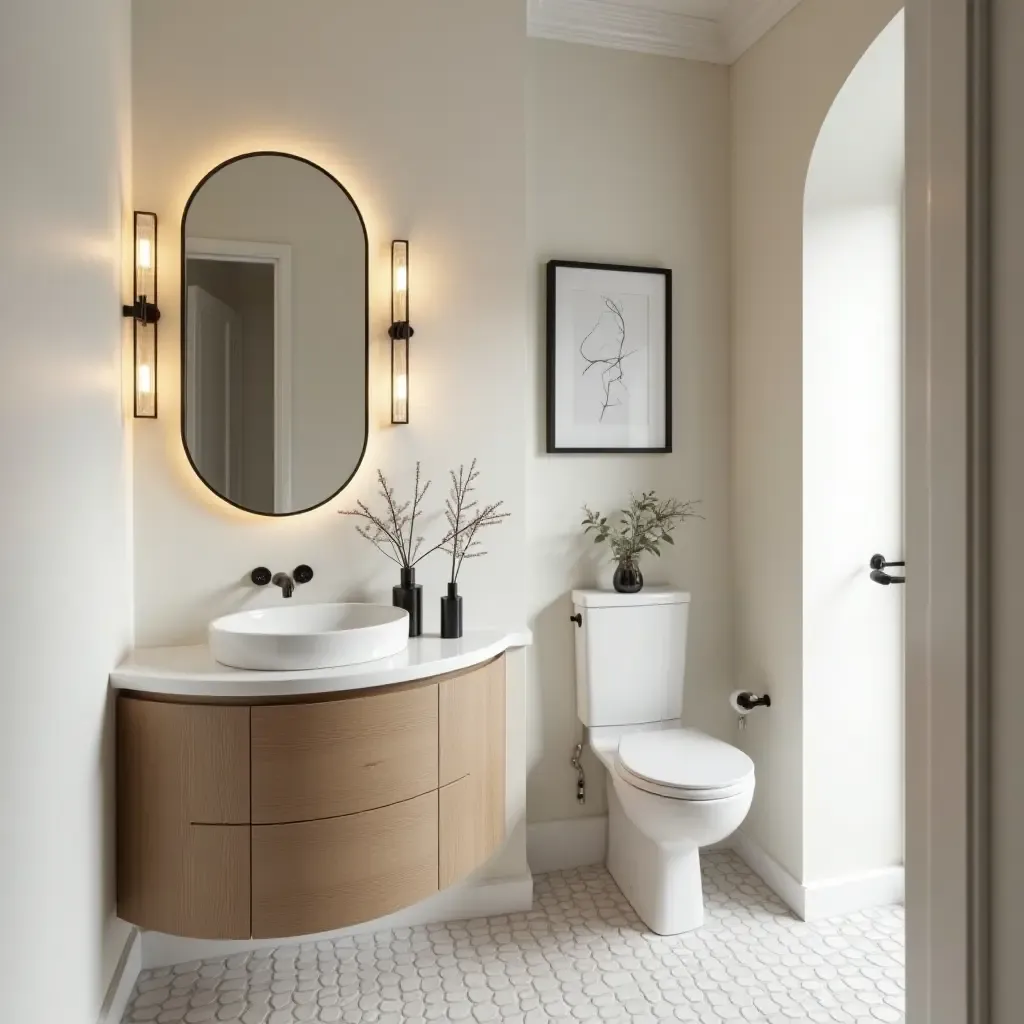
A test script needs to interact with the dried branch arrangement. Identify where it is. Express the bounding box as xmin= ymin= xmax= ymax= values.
xmin=340 ymin=460 xmax=508 ymax=572
xmin=441 ymin=459 xmax=510 ymax=584
xmin=339 ymin=464 xmax=438 ymax=568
